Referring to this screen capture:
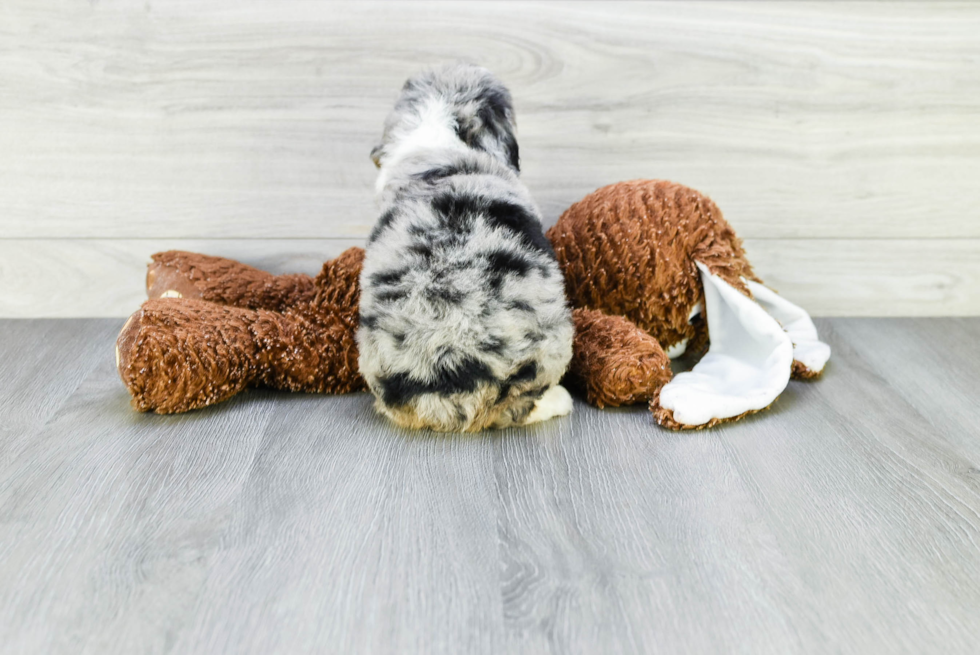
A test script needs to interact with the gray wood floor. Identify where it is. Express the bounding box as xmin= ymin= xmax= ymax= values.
xmin=1 ymin=318 xmax=979 ymax=654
